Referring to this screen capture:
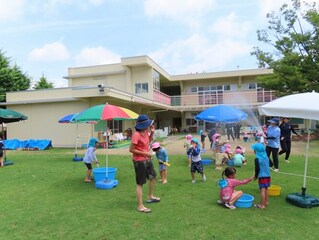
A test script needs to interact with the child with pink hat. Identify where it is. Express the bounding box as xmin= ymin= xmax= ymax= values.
xmin=222 ymin=146 xmax=234 ymax=166
xmin=152 ymin=142 xmax=169 ymax=184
